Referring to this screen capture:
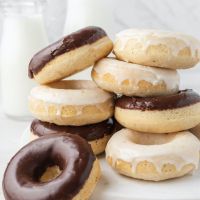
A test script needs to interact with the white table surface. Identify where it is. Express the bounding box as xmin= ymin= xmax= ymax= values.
xmin=0 ymin=110 xmax=30 ymax=199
